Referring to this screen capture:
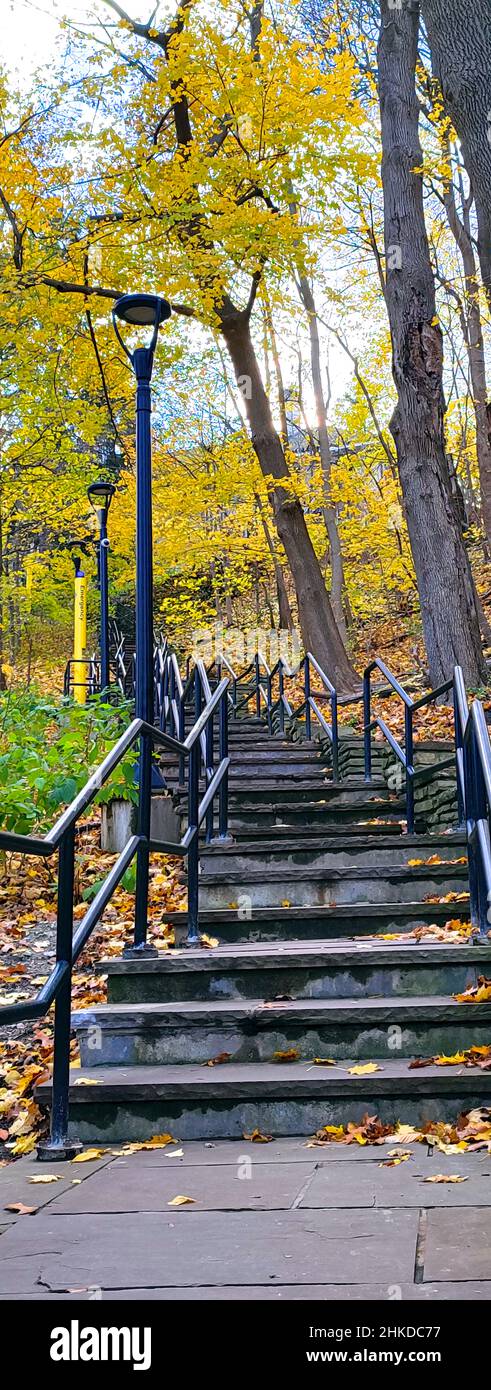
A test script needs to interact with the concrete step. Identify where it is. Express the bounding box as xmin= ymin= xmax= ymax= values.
xmin=167 ymin=900 xmax=471 ymax=944
xmin=220 ymin=821 xmax=405 ymax=841
xmin=223 ymin=799 xmax=407 ymax=829
xmin=103 ymin=939 xmax=491 ymax=1004
xmin=196 ymin=860 xmax=469 ymax=910
xmin=166 ymin=748 xmax=326 ymax=764
xmin=72 ymin=995 xmax=491 ymax=1067
xmin=200 ymin=832 xmax=467 ymax=874
xmin=37 ymin=1059 xmax=491 ymax=1142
